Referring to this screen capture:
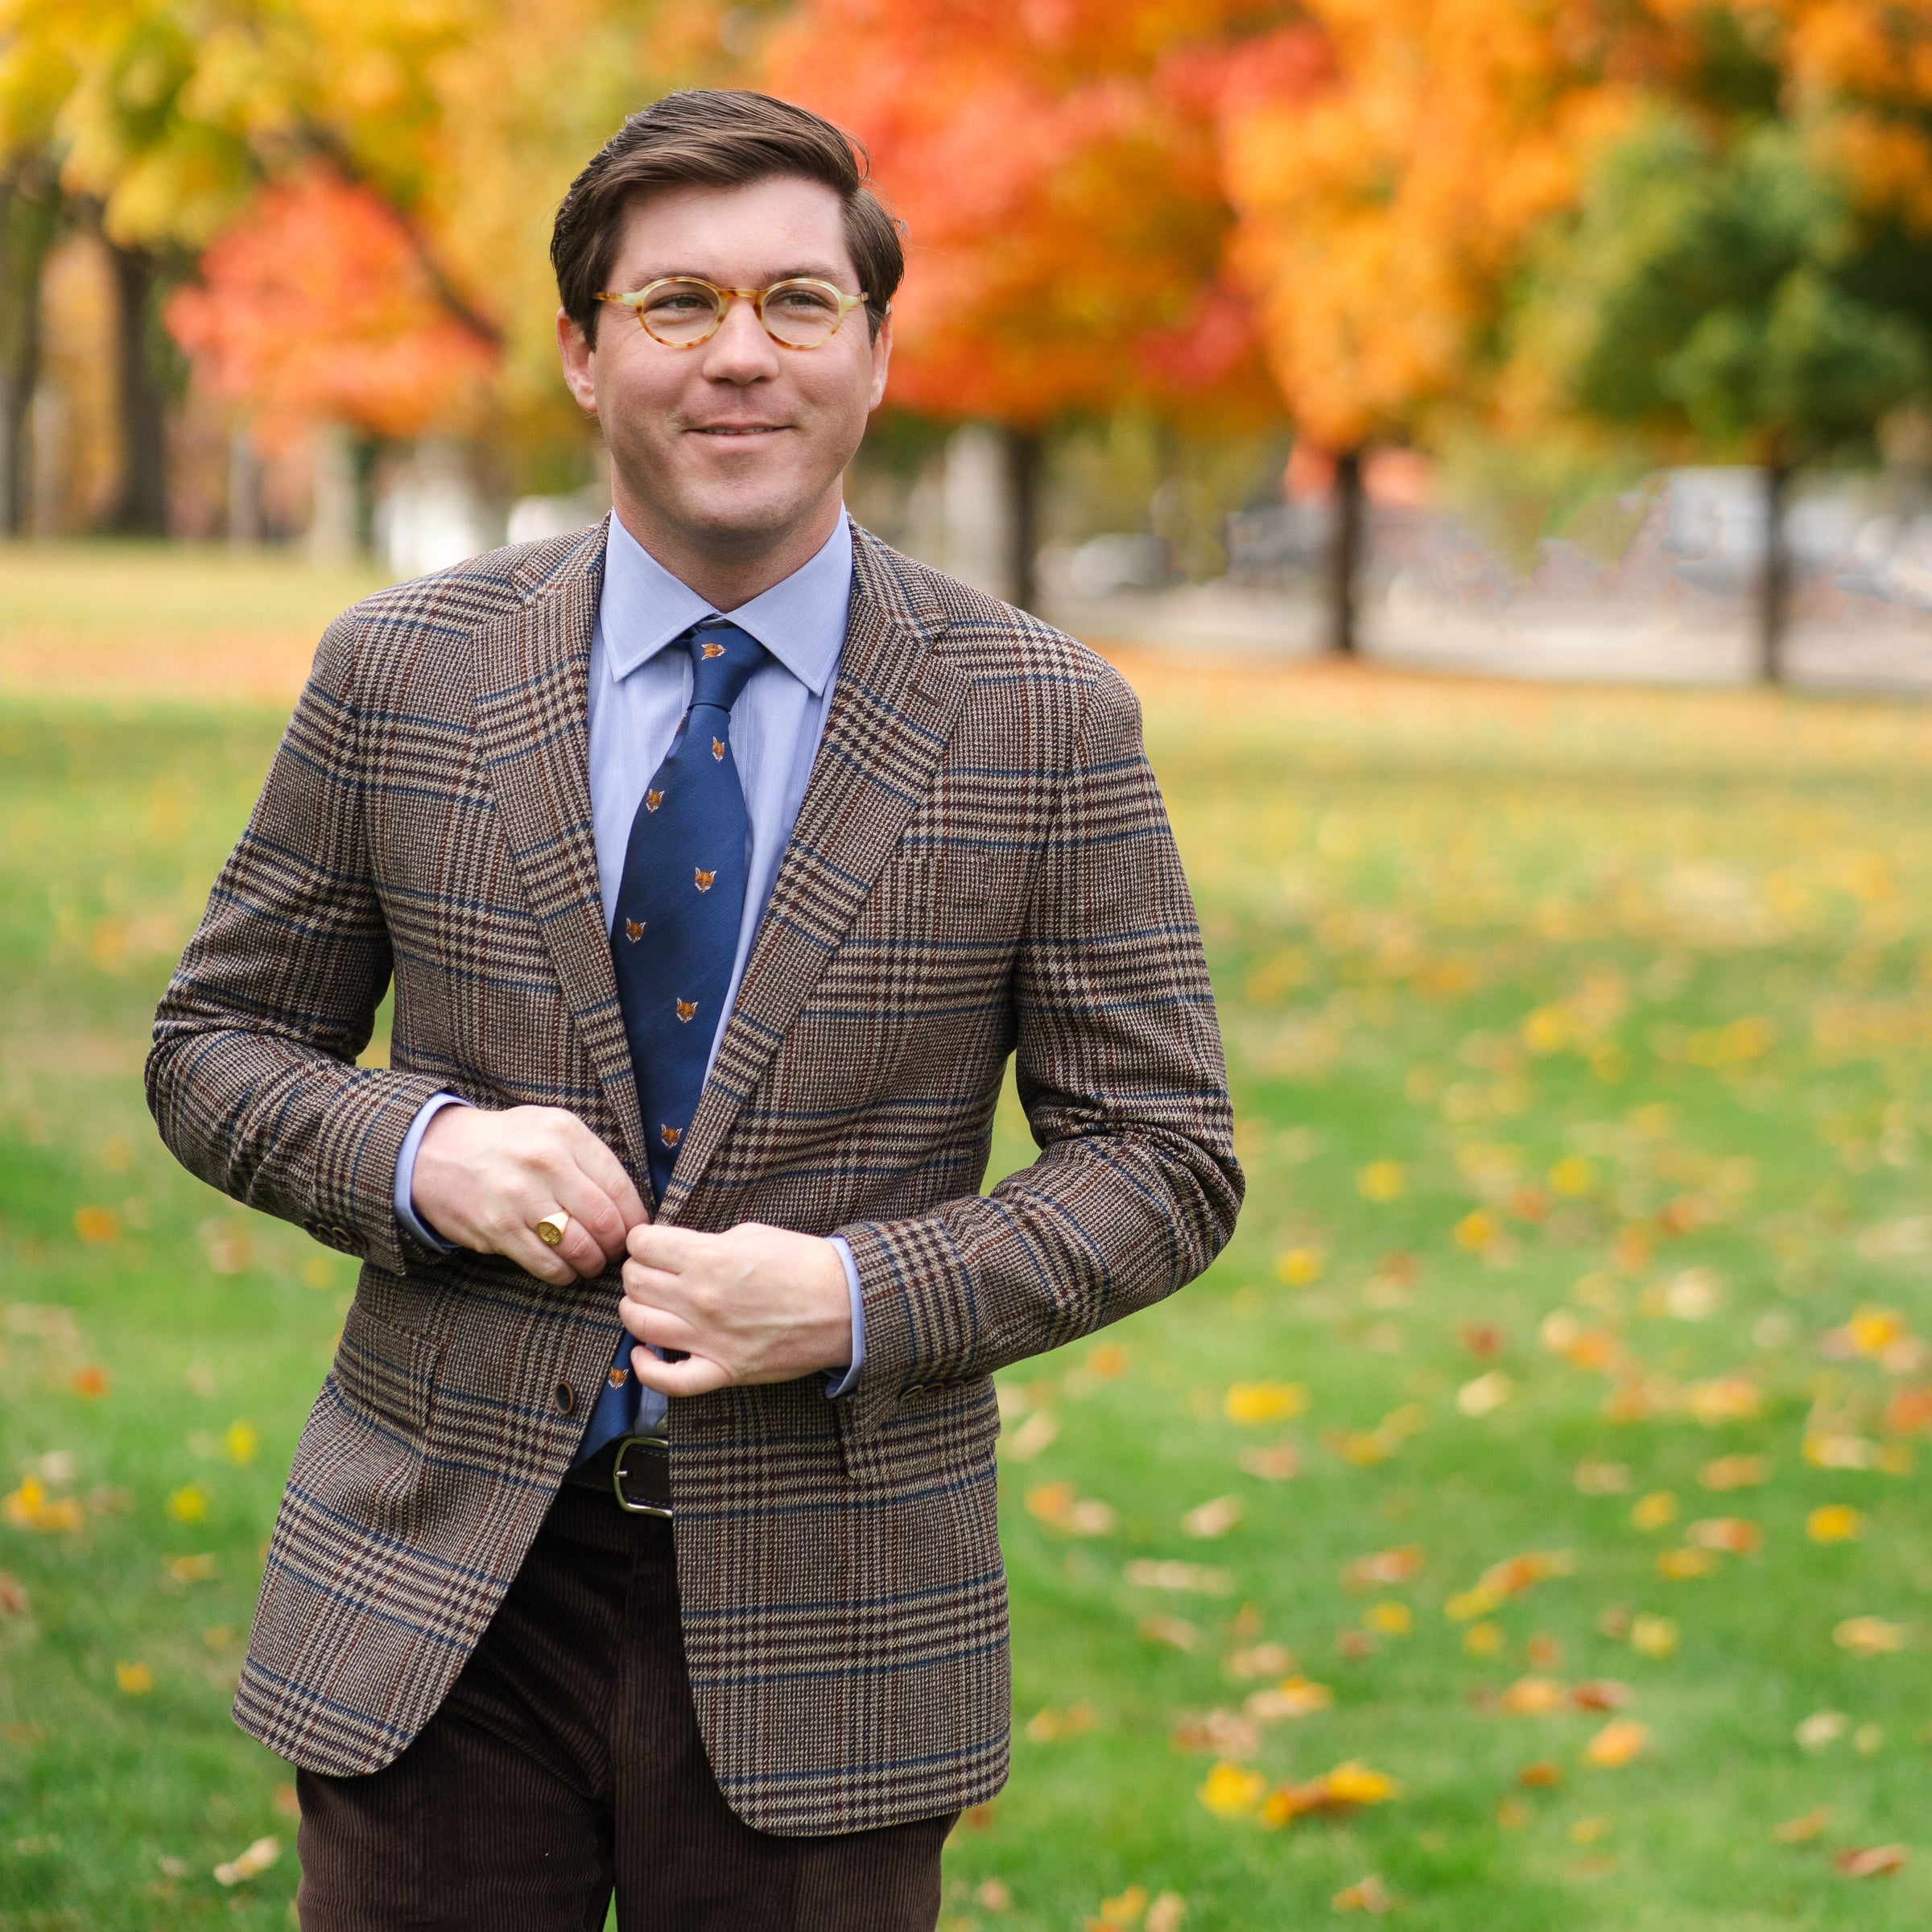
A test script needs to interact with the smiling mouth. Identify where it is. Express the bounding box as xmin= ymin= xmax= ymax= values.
xmin=691 ymin=424 xmax=786 ymax=436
